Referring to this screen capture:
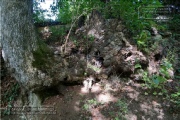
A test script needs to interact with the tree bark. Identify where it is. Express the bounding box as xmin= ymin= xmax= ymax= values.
xmin=0 ymin=0 xmax=49 ymax=91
